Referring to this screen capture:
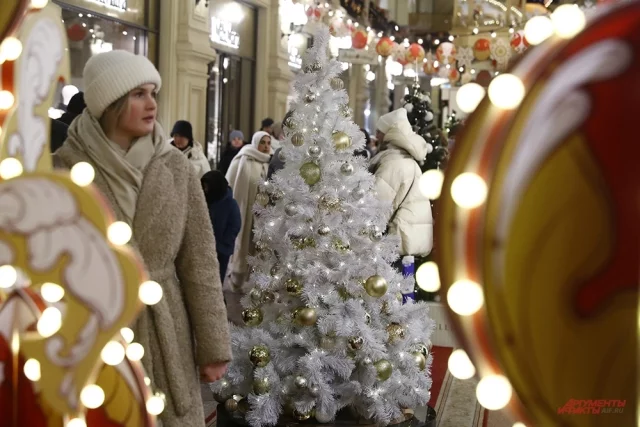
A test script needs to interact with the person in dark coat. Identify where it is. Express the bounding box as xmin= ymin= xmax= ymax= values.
xmin=217 ymin=130 xmax=245 ymax=176
xmin=59 ymin=92 xmax=86 ymax=126
xmin=268 ymin=147 xmax=285 ymax=179
xmin=201 ymin=170 xmax=242 ymax=282
xmin=50 ymin=118 xmax=69 ymax=153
